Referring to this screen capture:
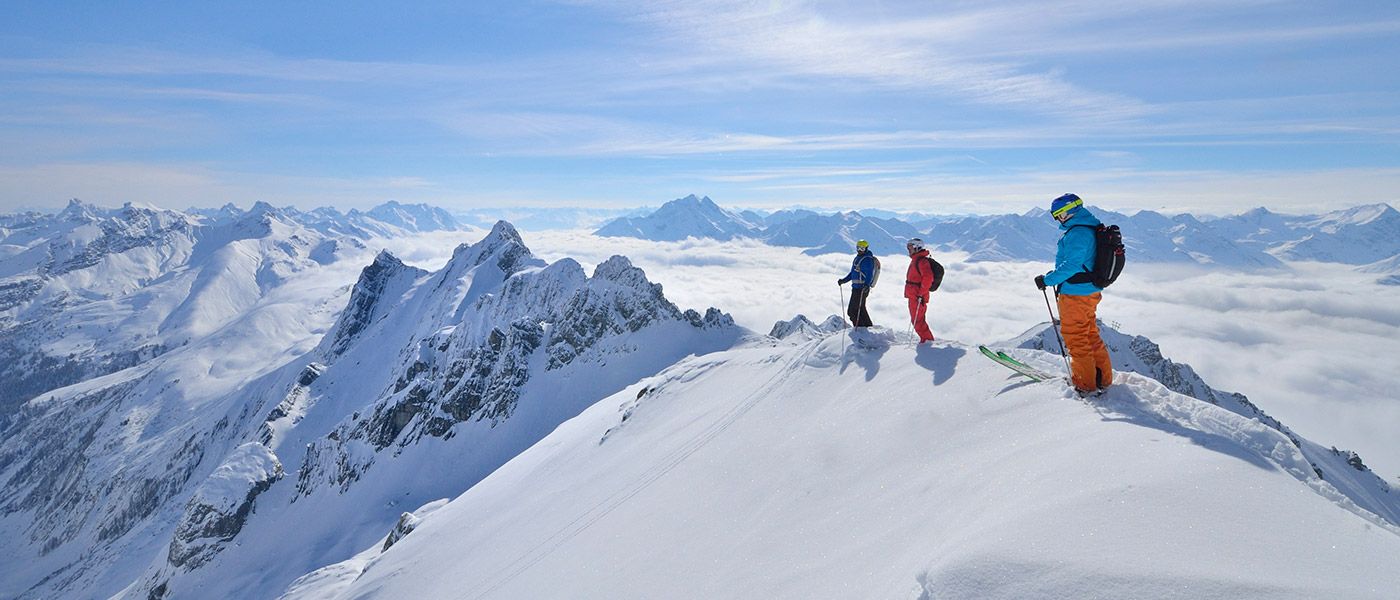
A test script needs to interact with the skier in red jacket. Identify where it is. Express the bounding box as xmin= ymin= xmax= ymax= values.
xmin=903 ymin=238 xmax=937 ymax=343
